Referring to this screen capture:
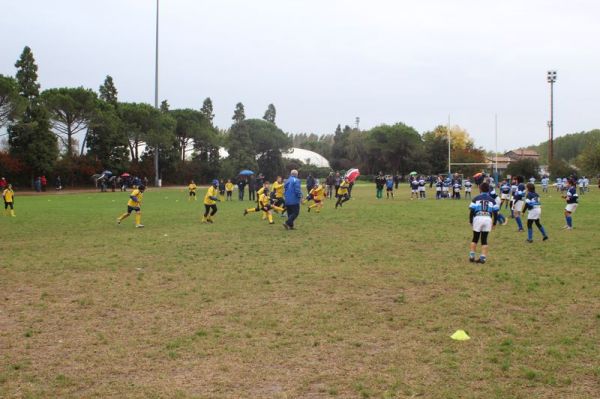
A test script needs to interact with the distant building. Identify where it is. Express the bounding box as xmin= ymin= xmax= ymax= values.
xmin=486 ymin=156 xmax=512 ymax=173
xmin=505 ymin=149 xmax=540 ymax=162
